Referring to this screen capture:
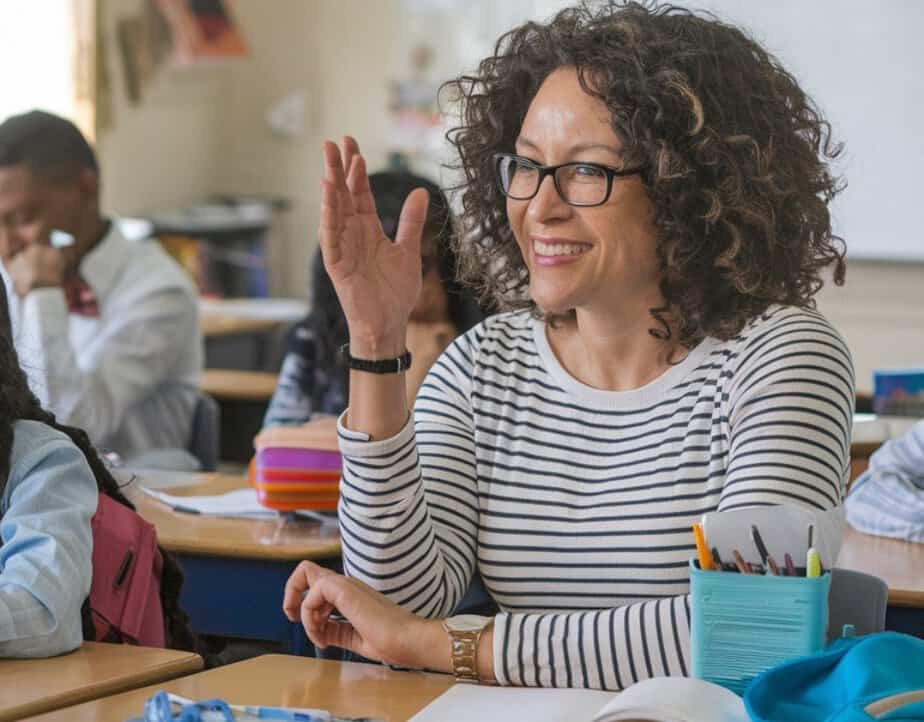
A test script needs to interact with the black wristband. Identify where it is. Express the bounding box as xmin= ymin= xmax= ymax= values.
xmin=344 ymin=345 xmax=412 ymax=374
